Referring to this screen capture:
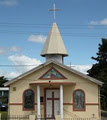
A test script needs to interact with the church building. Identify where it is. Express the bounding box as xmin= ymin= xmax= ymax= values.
xmin=4 ymin=22 xmax=102 ymax=119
